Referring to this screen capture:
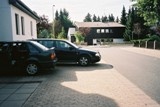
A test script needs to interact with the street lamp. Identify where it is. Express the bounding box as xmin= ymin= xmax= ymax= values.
xmin=52 ymin=5 xmax=55 ymax=38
